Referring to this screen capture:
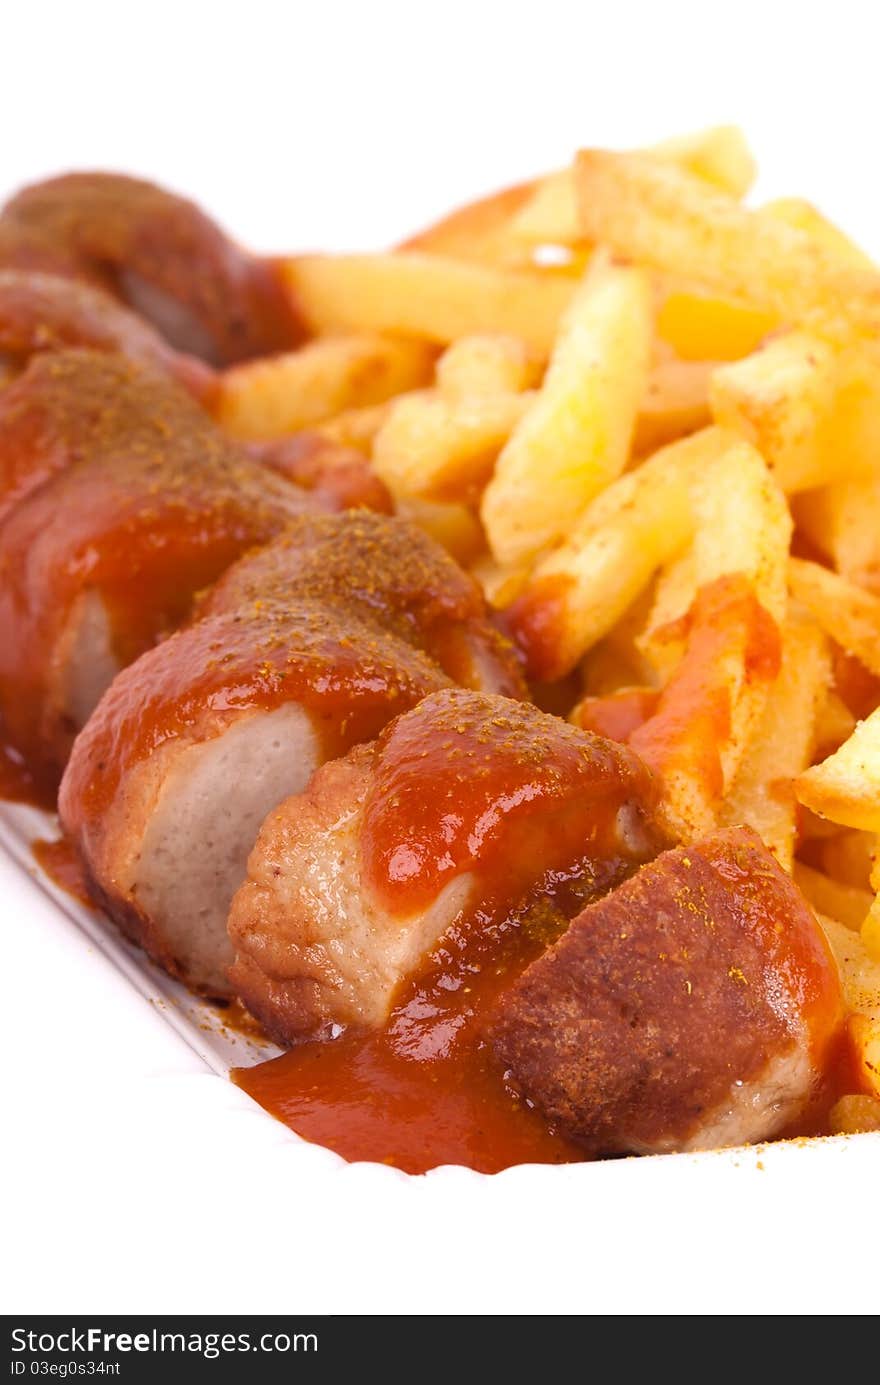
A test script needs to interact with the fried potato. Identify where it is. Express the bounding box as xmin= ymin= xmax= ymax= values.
xmin=794 ymin=478 xmax=880 ymax=593
xmin=633 ymin=357 xmax=713 ymax=456
xmin=282 ymin=253 xmax=574 ymax=355
xmin=636 ymin=549 xmax=695 ymax=680
xmin=794 ymin=862 xmax=873 ymax=931
xmin=509 ymin=126 xmax=756 ymax=248
xmin=401 ymin=180 xmax=536 ymax=261
xmin=789 ymin=559 xmax=880 ymax=677
xmin=314 ymin=401 xmax=392 ymax=454
xmin=507 ymin=170 xmax=581 ymax=248
xmin=630 ymin=573 xmax=782 ymax=840
xmin=625 ymin=444 xmax=790 ymax=839
xmin=712 ymin=333 xmax=880 ymax=494
xmin=720 ymin=614 xmax=828 ymax=869
xmin=814 ymin=690 xmax=858 ymax=760
xmin=656 ymin=281 xmax=775 ymax=362
xmin=394 ymin=497 xmax=485 ymax=566
xmin=795 ymin=706 xmax=880 ymax=832
xmin=435 ymin=333 xmax=541 ymax=397
xmin=469 ymin=554 xmax=530 ymax=608
xmin=373 ymin=388 xmax=533 ymax=501
xmin=829 ymin=1094 xmax=880 ymax=1134
xmin=762 ymin=198 xmax=875 ymax=270
xmin=640 ymin=440 xmax=792 ymax=673
xmin=481 ymin=254 xmax=652 ymax=565
xmin=505 ymin=427 xmax=730 ymax=679
xmin=216 ymin=334 xmax=435 ymax=440
xmin=818 ymin=914 xmax=880 ymax=1096
xmin=691 ymin=440 xmax=791 ymax=622
xmin=650 ymin=124 xmax=757 ymax=198
xmin=574 ymin=149 xmax=880 ymax=337
xmin=819 ymin=828 xmax=875 ymax=892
